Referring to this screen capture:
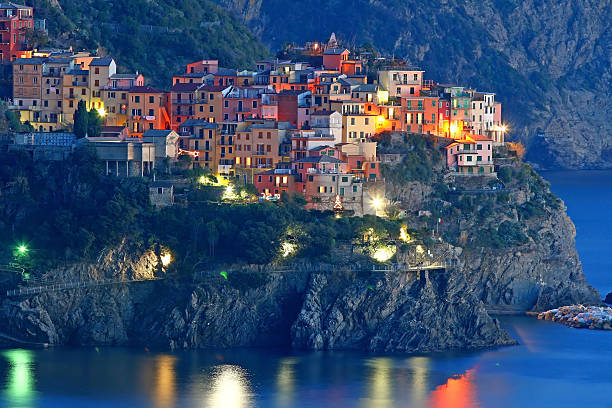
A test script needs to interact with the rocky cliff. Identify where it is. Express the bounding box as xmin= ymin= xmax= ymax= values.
xmin=217 ymin=0 xmax=612 ymax=170
xmin=0 ymin=244 xmax=516 ymax=351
